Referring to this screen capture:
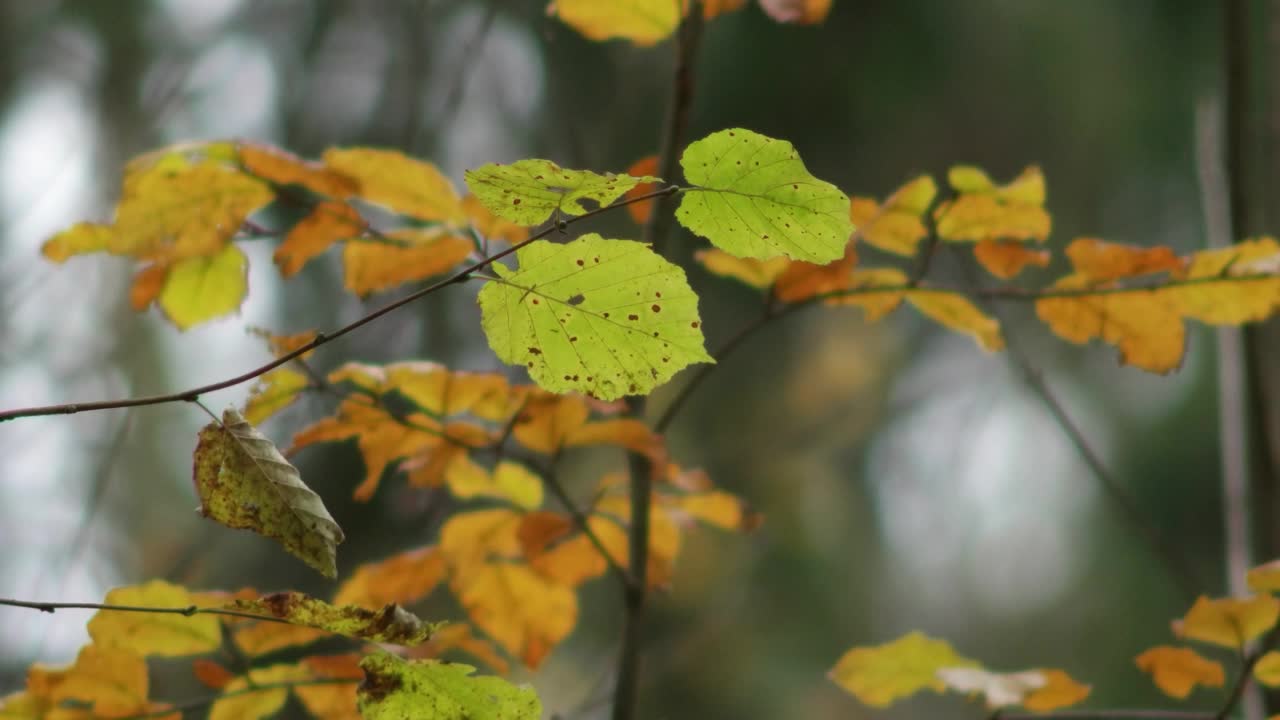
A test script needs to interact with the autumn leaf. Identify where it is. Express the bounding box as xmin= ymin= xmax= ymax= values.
xmin=465 ymin=159 xmax=658 ymax=226
xmin=275 ymin=200 xmax=363 ymax=277
xmin=192 ymin=659 xmax=236 ymax=690
xmin=334 ymin=545 xmax=446 ymax=608
xmin=451 ymin=562 xmax=578 ymax=669
xmin=1035 ymin=276 xmax=1185 ymax=373
xmin=906 ymin=291 xmax=1005 ymax=352
xmin=440 ymin=508 xmax=525 ymax=576
xmin=759 ymin=0 xmax=833 ymax=23
xmin=1022 ymin=670 xmax=1091 ymax=712
xmin=547 ymin=0 xmax=683 ymax=47
xmin=774 ymin=236 xmax=858 ymax=303
xmin=678 ymin=128 xmax=853 ymax=263
xmin=462 ymin=193 xmax=529 ymax=245
xmin=702 ymin=0 xmax=748 ymax=19
xmin=829 ymin=632 xmax=980 ymax=707
xmin=446 ymin=459 xmax=544 ymax=509
xmin=1173 ymin=595 xmax=1280 ymax=649
xmin=231 ymin=621 xmax=330 ymax=658
xmin=511 ymin=392 xmax=658 ymax=456
xmin=358 ymin=653 xmax=541 ymax=720
xmin=935 ymin=165 xmax=1050 ymax=243
xmin=86 ymin=580 xmax=221 ymax=656
xmin=294 ymin=655 xmax=363 ymax=720
xmin=850 ymin=175 xmax=936 ymax=257
xmin=51 ymin=645 xmax=150 ymax=717
xmin=230 ymin=592 xmax=440 ymax=646
xmin=209 ymin=663 xmax=309 ymax=720
xmin=1255 ymin=651 xmax=1280 ymax=686
xmin=323 ymin=148 xmax=467 ymax=224
xmin=973 ymin=239 xmax=1051 ymax=279
xmin=128 ymin=263 xmax=167 ymax=310
xmin=238 ymin=142 xmax=357 ymax=198
xmin=1134 ymin=646 xmax=1225 ymax=698
xmin=342 ymin=230 xmax=473 ymax=296
xmin=695 ymin=249 xmax=791 ymax=289
xmin=194 ymin=408 xmax=345 ymax=577
xmin=1165 ymin=237 xmax=1280 ymax=324
xmin=936 ymin=667 xmax=1046 ymax=709
xmin=623 ymin=155 xmax=661 ymax=223
xmin=158 ymin=243 xmax=249 ymax=329
xmin=825 ymin=267 xmax=909 ymax=318
xmin=1249 ymin=558 xmax=1280 ymax=593
xmin=1065 ymin=237 xmax=1183 ymax=282
xmin=242 ymin=367 xmax=309 ymax=426
xmin=478 ymin=234 xmax=712 ymax=400
xmin=407 ymin=623 xmax=511 ymax=675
